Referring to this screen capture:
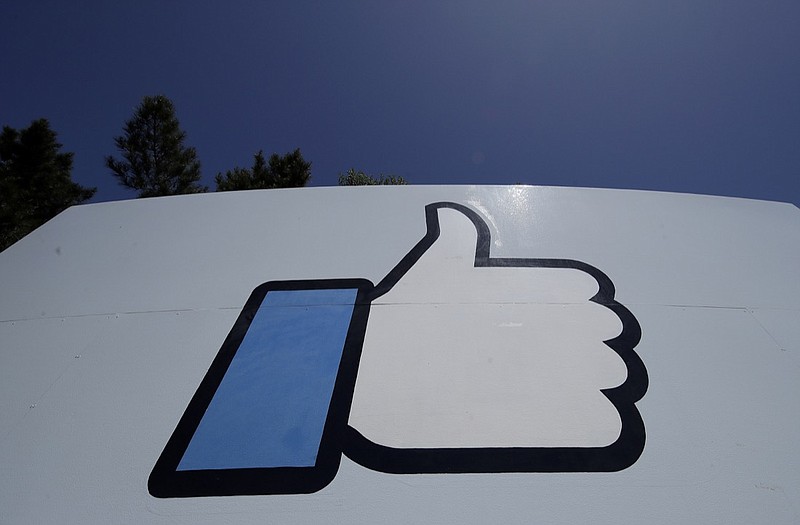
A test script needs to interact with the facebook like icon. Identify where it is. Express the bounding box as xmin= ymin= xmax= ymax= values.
xmin=148 ymin=202 xmax=647 ymax=497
